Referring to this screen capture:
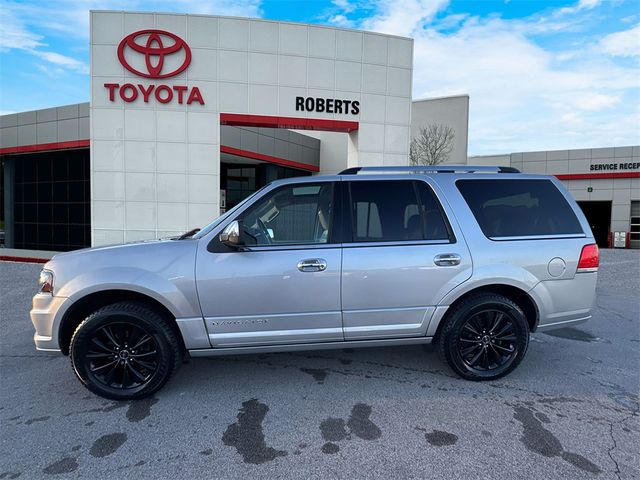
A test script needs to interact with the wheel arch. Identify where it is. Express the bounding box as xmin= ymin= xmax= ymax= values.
xmin=432 ymin=284 xmax=540 ymax=341
xmin=58 ymin=289 xmax=186 ymax=356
